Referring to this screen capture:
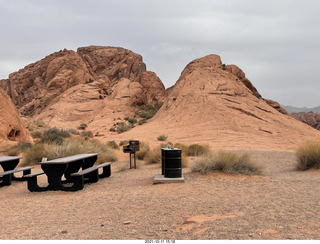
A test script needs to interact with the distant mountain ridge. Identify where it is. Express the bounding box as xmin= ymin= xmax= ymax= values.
xmin=283 ymin=105 xmax=320 ymax=113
